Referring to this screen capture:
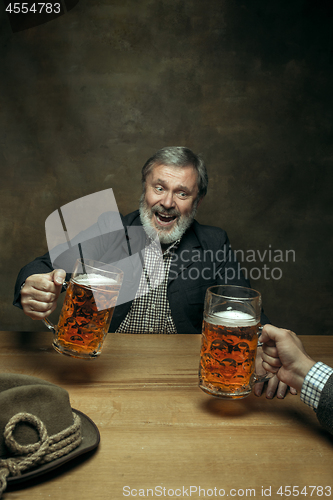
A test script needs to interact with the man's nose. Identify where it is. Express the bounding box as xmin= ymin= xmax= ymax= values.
xmin=160 ymin=191 xmax=175 ymax=209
